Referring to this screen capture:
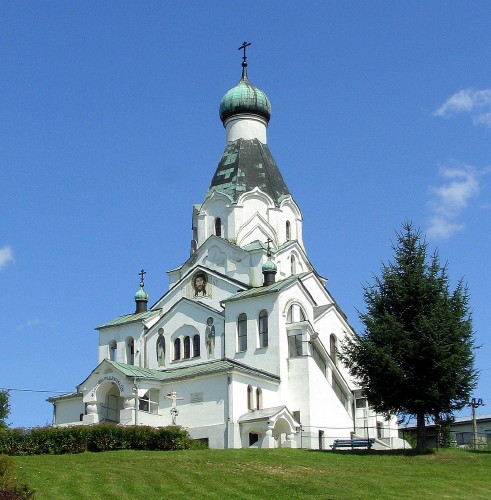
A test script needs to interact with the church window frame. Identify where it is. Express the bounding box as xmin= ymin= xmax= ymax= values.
xmin=183 ymin=336 xmax=191 ymax=359
xmin=286 ymin=303 xmax=307 ymax=324
xmin=109 ymin=340 xmax=117 ymax=362
xmin=173 ymin=338 xmax=181 ymax=361
xmin=215 ymin=217 xmax=222 ymax=237
xmin=291 ymin=254 xmax=296 ymax=275
xmin=139 ymin=389 xmax=159 ymax=414
xmin=330 ymin=334 xmax=338 ymax=366
xmin=258 ymin=310 xmax=268 ymax=348
xmin=256 ymin=387 xmax=262 ymax=410
xmin=247 ymin=385 xmax=253 ymax=410
xmin=286 ymin=220 xmax=291 ymax=241
xmin=237 ymin=313 xmax=248 ymax=352
xmin=126 ymin=337 xmax=135 ymax=365
xmin=193 ymin=334 xmax=200 ymax=357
